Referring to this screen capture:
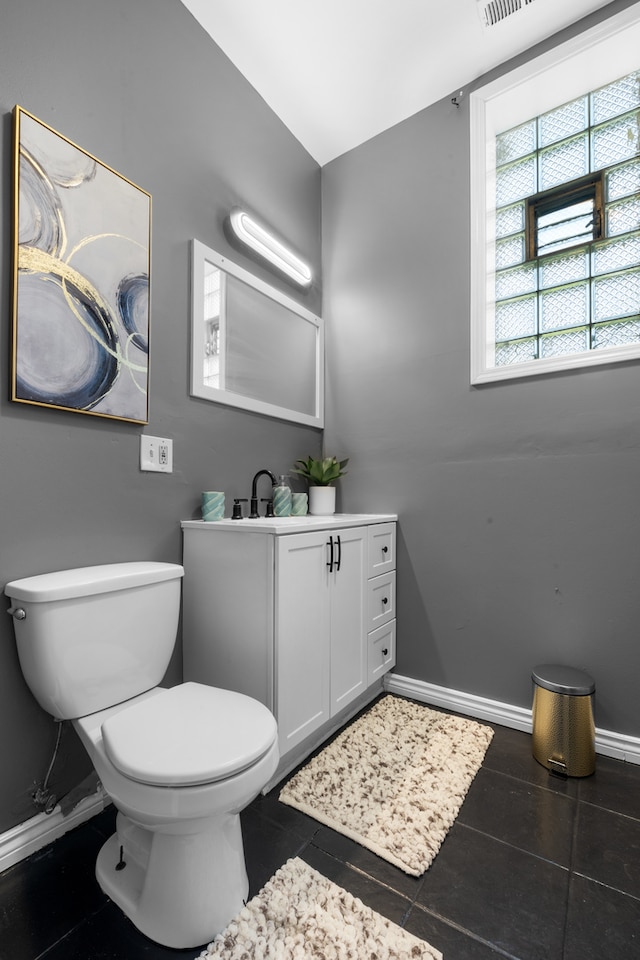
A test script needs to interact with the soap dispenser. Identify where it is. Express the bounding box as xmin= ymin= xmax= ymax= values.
xmin=273 ymin=475 xmax=292 ymax=517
